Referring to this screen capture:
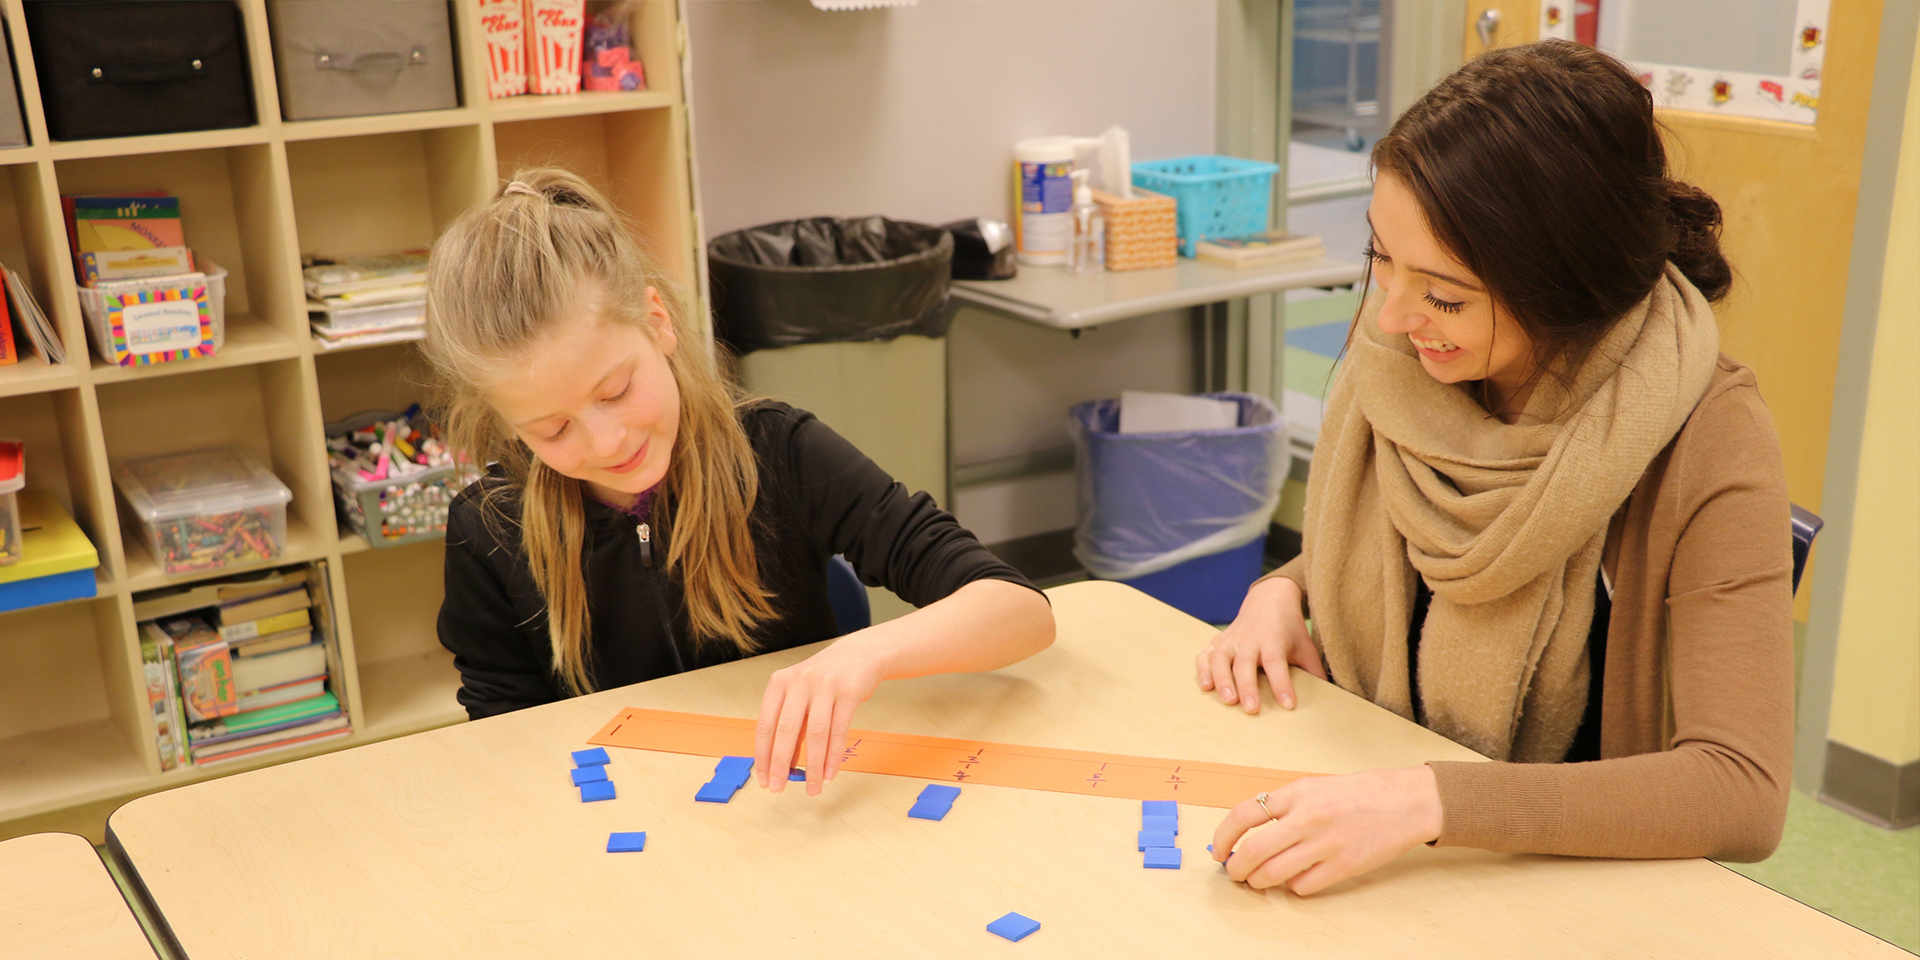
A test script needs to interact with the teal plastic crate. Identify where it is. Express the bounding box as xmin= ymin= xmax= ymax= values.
xmin=1131 ymin=155 xmax=1281 ymax=256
